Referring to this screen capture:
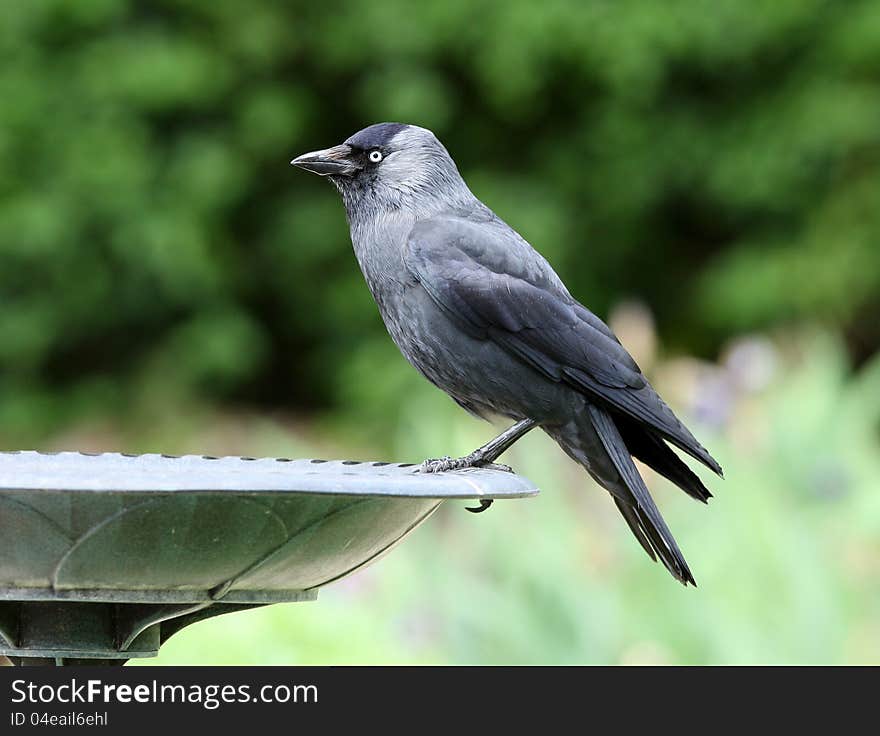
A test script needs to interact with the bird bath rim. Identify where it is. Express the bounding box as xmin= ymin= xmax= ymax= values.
xmin=0 ymin=451 xmax=538 ymax=499
xmin=0 ymin=451 xmax=538 ymax=664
